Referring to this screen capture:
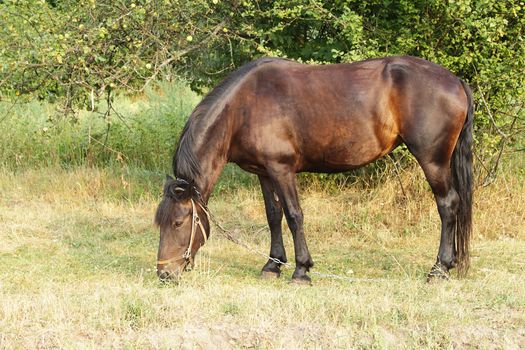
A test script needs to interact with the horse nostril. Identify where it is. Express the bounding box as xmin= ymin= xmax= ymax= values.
xmin=157 ymin=269 xmax=171 ymax=281
xmin=157 ymin=267 xmax=169 ymax=278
